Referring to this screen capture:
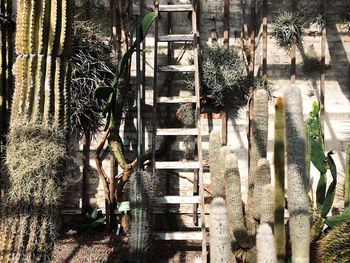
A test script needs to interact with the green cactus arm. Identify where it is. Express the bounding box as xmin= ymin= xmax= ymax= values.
xmin=108 ymin=128 xmax=129 ymax=170
xmin=305 ymin=101 xmax=327 ymax=174
xmin=325 ymin=207 xmax=350 ymax=228
xmin=273 ymin=97 xmax=286 ymax=263
xmin=345 ymin=145 xmax=350 ymax=208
